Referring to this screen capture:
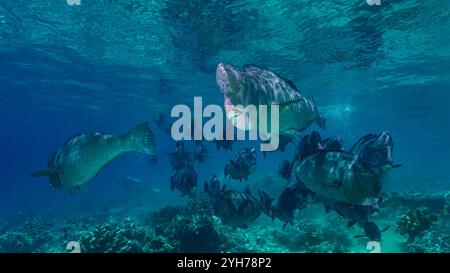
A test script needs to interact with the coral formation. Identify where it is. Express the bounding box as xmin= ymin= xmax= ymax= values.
xmin=382 ymin=191 xmax=448 ymax=214
xmin=2 ymin=191 xmax=450 ymax=253
xmin=147 ymin=205 xmax=182 ymax=226
xmin=396 ymin=207 xmax=439 ymax=242
xmin=271 ymin=220 xmax=352 ymax=253
xmin=152 ymin=197 xmax=225 ymax=252
xmin=0 ymin=232 xmax=34 ymax=253
xmin=80 ymin=218 xmax=145 ymax=253
xmin=407 ymin=231 xmax=450 ymax=253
